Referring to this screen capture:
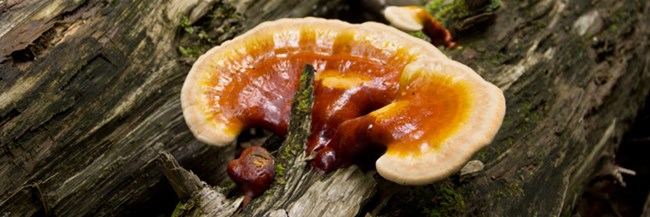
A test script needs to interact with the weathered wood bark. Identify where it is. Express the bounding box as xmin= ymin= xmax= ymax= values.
xmin=1 ymin=0 xmax=649 ymax=217
xmin=456 ymin=0 xmax=650 ymax=216
xmin=0 ymin=0 xmax=342 ymax=216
